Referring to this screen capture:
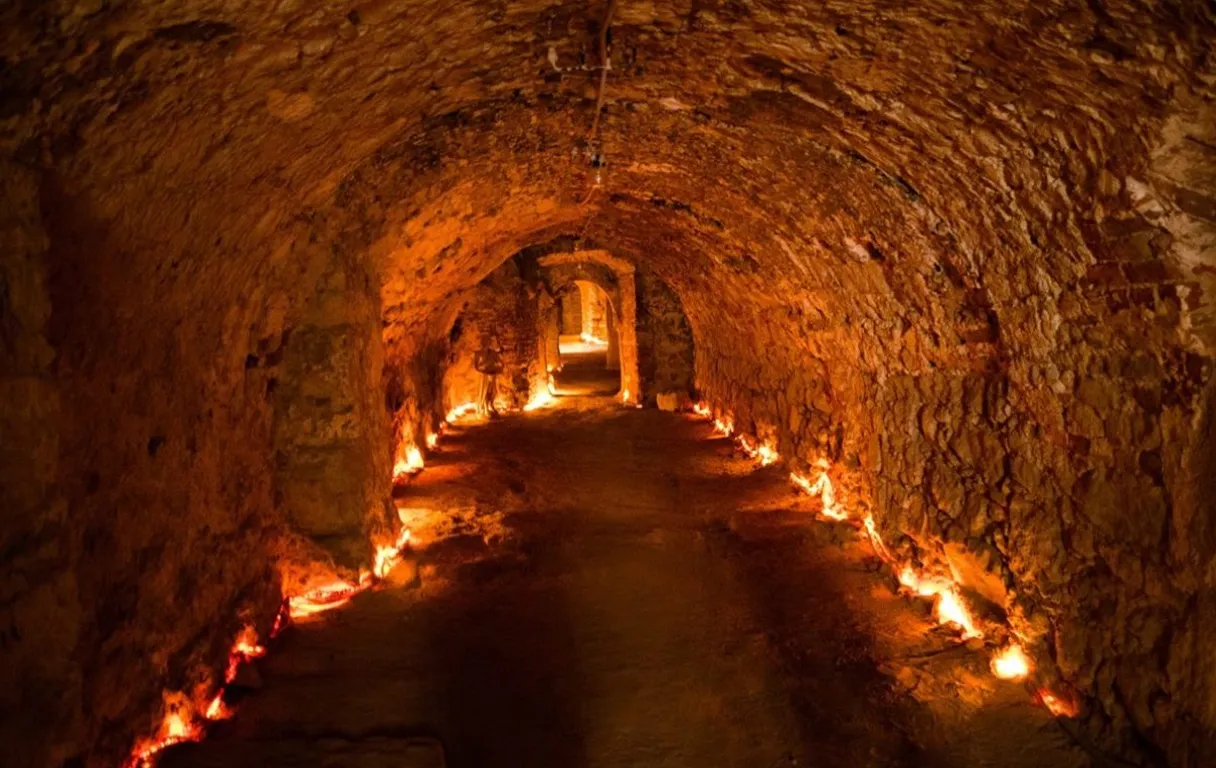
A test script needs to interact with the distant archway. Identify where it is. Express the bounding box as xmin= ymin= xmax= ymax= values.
xmin=538 ymin=250 xmax=640 ymax=403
